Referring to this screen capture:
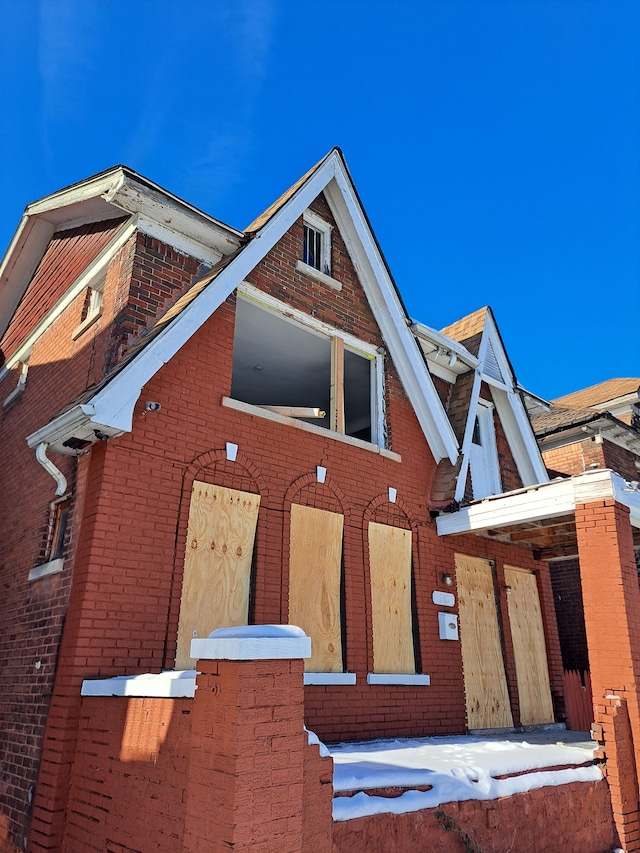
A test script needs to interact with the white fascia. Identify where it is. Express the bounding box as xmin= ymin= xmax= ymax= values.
xmin=411 ymin=321 xmax=479 ymax=382
xmin=25 ymin=152 xmax=459 ymax=464
xmin=325 ymin=158 xmax=459 ymax=464
xmin=437 ymin=468 xmax=640 ymax=536
xmin=480 ymin=313 xmax=548 ymax=487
